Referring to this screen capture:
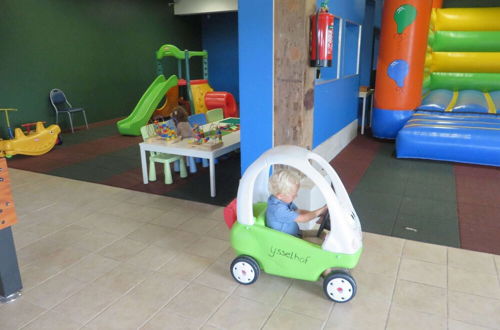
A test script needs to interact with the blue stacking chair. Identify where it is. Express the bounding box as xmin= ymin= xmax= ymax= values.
xmin=49 ymin=89 xmax=89 ymax=133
